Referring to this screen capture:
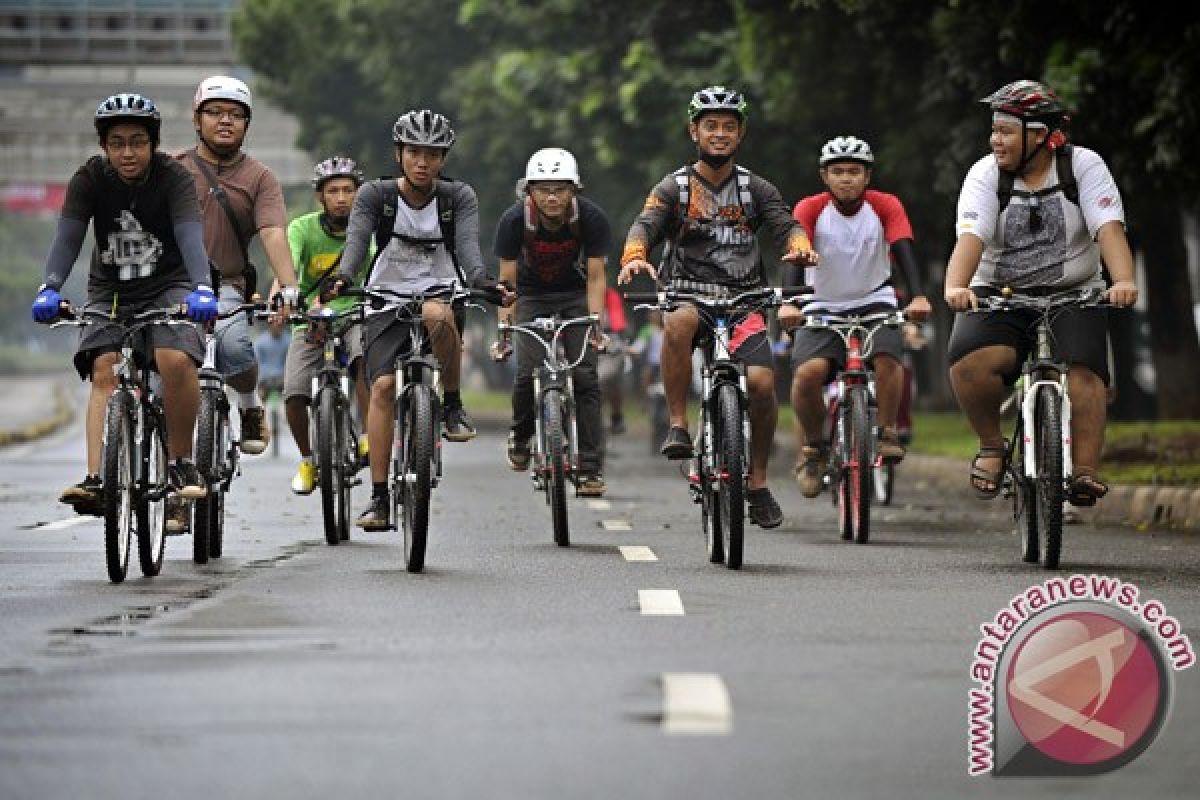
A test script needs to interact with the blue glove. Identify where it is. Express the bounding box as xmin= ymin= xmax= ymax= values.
xmin=185 ymin=285 xmax=218 ymax=323
xmin=31 ymin=286 xmax=63 ymax=323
